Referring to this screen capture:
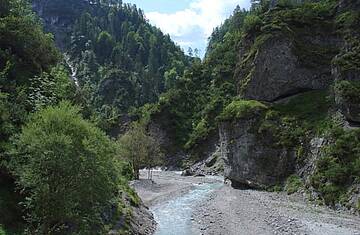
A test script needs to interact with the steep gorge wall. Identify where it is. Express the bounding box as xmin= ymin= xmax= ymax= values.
xmin=218 ymin=0 xmax=360 ymax=210
xmin=219 ymin=113 xmax=295 ymax=189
